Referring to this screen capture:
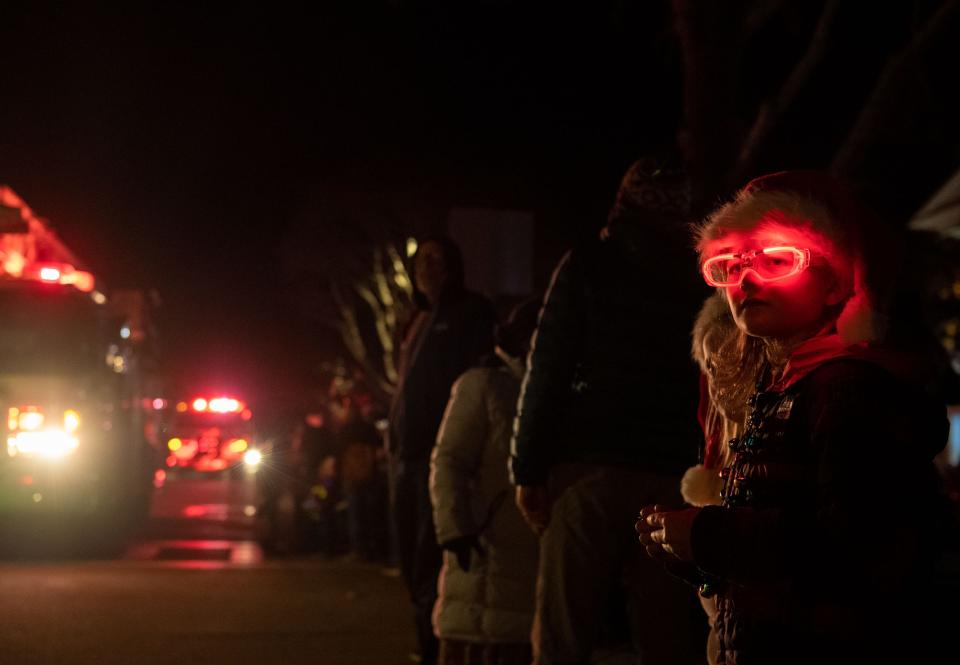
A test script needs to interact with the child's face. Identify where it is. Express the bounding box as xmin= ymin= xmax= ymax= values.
xmin=704 ymin=227 xmax=845 ymax=342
